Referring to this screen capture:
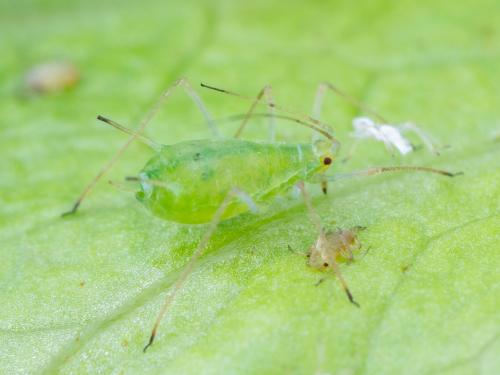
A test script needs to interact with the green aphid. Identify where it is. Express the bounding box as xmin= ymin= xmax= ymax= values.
xmin=134 ymin=138 xmax=332 ymax=224
xmin=63 ymin=79 xmax=461 ymax=351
